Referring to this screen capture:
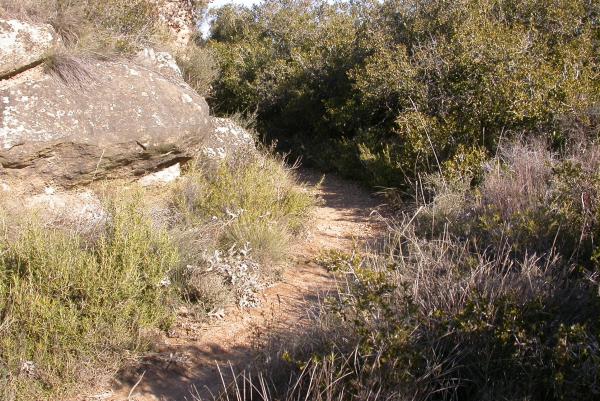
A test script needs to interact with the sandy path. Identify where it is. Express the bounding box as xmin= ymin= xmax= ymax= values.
xmin=85 ymin=170 xmax=383 ymax=401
